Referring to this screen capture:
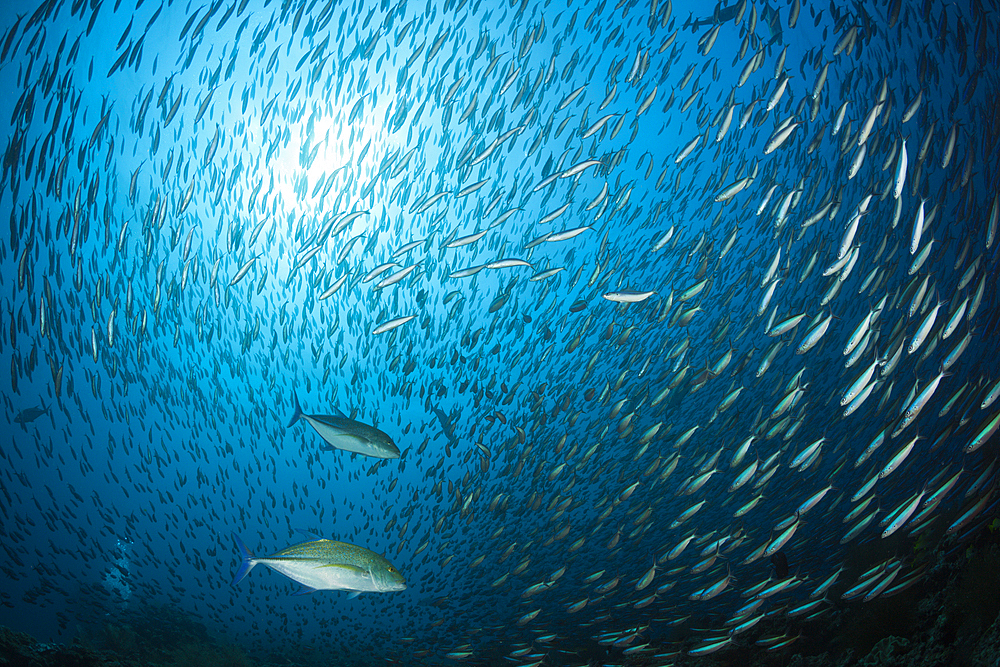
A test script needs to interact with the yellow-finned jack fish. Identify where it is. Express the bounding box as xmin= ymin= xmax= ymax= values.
xmin=232 ymin=532 xmax=405 ymax=597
